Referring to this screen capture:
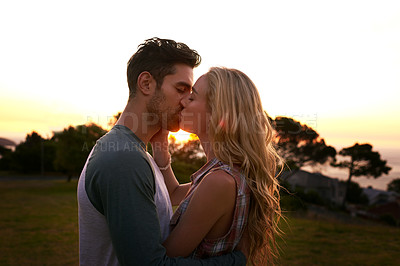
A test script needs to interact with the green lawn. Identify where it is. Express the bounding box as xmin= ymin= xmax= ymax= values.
xmin=277 ymin=214 xmax=400 ymax=265
xmin=0 ymin=180 xmax=78 ymax=265
xmin=0 ymin=180 xmax=399 ymax=265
